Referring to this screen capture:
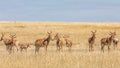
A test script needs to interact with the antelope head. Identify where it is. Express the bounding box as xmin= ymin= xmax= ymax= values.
xmin=91 ymin=30 xmax=97 ymax=37
xmin=109 ymin=32 xmax=116 ymax=39
xmin=47 ymin=31 xmax=53 ymax=40
xmin=0 ymin=33 xmax=5 ymax=41
xmin=9 ymin=33 xmax=16 ymax=40
xmin=53 ymin=33 xmax=60 ymax=40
